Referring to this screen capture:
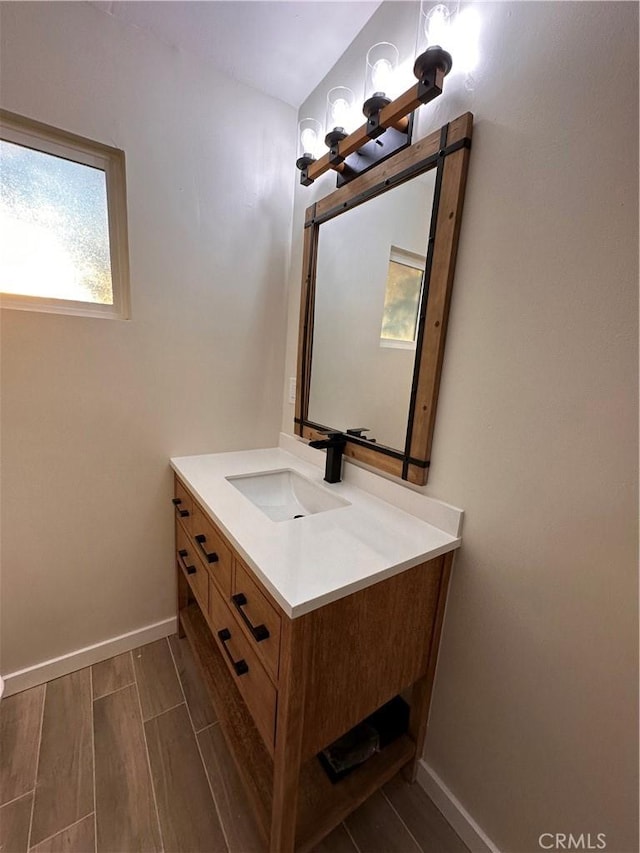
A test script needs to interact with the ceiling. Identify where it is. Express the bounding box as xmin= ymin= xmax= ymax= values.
xmin=89 ymin=1 xmax=382 ymax=108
